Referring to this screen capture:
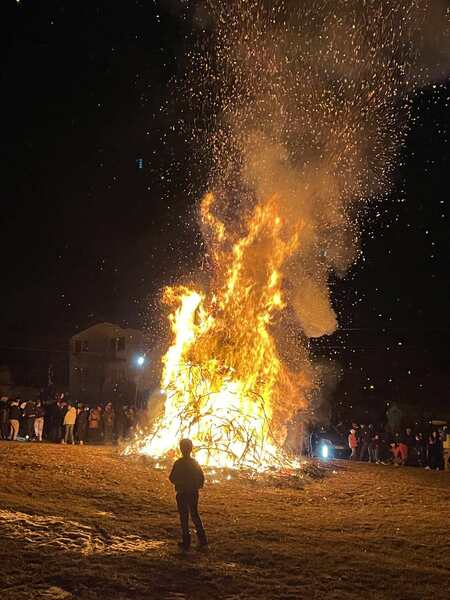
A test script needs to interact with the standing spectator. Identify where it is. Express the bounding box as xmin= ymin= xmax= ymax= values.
xmin=442 ymin=425 xmax=448 ymax=443
xmin=350 ymin=422 xmax=360 ymax=450
xmin=348 ymin=428 xmax=358 ymax=460
xmin=102 ymin=402 xmax=115 ymax=444
xmin=403 ymin=427 xmax=415 ymax=465
xmin=52 ymin=396 xmax=66 ymax=442
xmin=114 ymin=404 xmax=128 ymax=442
xmin=427 ymin=431 xmax=444 ymax=471
xmin=23 ymin=399 xmax=36 ymax=441
xmin=359 ymin=425 xmax=371 ymax=461
xmin=443 ymin=427 xmax=450 ymax=471
xmin=88 ymin=405 xmax=102 ymax=443
xmin=351 ymin=422 xmax=360 ymax=435
xmin=391 ymin=432 xmax=408 ymax=466
xmin=45 ymin=400 xmax=57 ymax=441
xmin=368 ymin=426 xmax=380 ymax=463
xmin=415 ymin=432 xmax=427 ymax=467
xmin=169 ymin=438 xmax=207 ymax=550
xmin=75 ymin=404 xmax=88 ymax=445
xmin=18 ymin=398 xmax=26 ymax=437
xmin=48 ymin=397 xmax=64 ymax=442
xmin=63 ymin=403 xmax=77 ymax=444
xmin=34 ymin=399 xmax=45 ymax=442
xmin=0 ymin=396 xmax=9 ymax=440
xmin=9 ymin=399 xmax=21 ymax=441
